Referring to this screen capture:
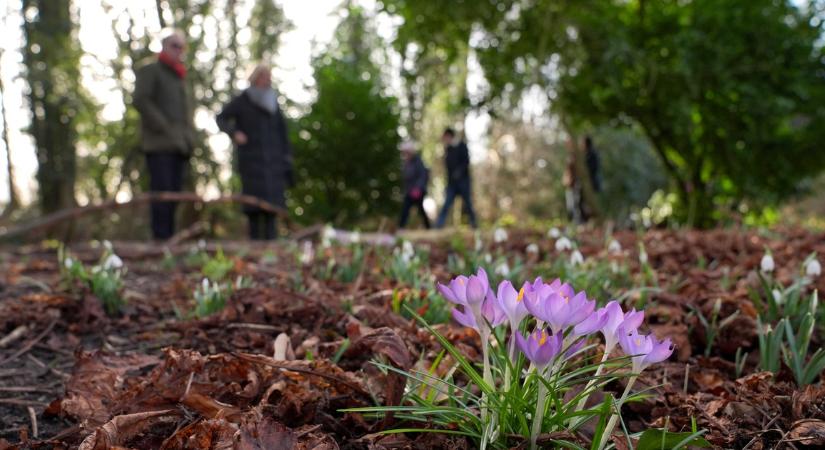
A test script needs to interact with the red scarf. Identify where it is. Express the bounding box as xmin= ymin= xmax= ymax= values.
xmin=158 ymin=52 xmax=187 ymax=79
